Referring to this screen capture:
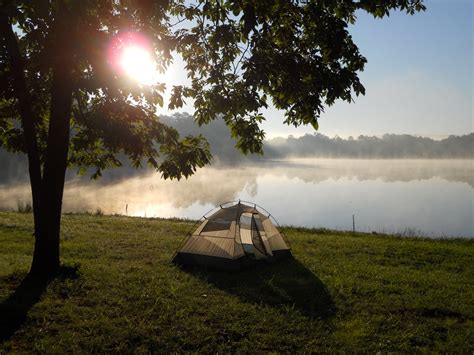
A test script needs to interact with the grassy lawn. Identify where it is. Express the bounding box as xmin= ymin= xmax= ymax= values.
xmin=0 ymin=212 xmax=473 ymax=352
